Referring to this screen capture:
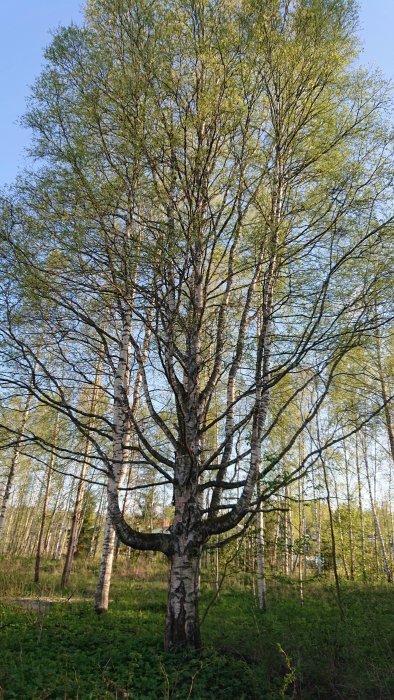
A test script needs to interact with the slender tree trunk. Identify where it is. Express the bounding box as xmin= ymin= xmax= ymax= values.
xmin=95 ymin=313 xmax=133 ymax=612
xmin=287 ymin=483 xmax=294 ymax=576
xmin=0 ymin=392 xmax=33 ymax=538
xmin=0 ymin=506 xmax=14 ymax=554
xmin=62 ymin=359 xmax=102 ymax=587
xmin=282 ymin=478 xmax=291 ymax=577
xmin=13 ymin=477 xmax=37 ymax=556
xmin=362 ymin=433 xmax=392 ymax=583
xmin=388 ymin=469 xmax=394 ymax=566
xmin=44 ymin=474 xmax=65 ymax=554
xmin=298 ymin=474 xmax=304 ymax=606
xmin=333 ymin=480 xmax=349 ymax=579
xmin=89 ymin=488 xmax=105 ymax=559
xmin=215 ymin=536 xmax=220 ymax=594
xmin=256 ymin=502 xmax=267 ymax=610
xmin=26 ymin=482 xmax=44 ymax=556
xmin=34 ymin=415 xmax=59 ymax=583
xmin=94 ymin=512 xmax=118 ymax=612
xmin=272 ymin=514 xmax=280 ymax=575
xmin=375 ymin=305 xmax=394 ymax=462
xmin=54 ymin=485 xmax=75 ymax=560
xmin=34 ymin=468 xmax=53 ymax=583
xmin=96 ymin=292 xmax=151 ymax=612
xmin=312 ymin=463 xmax=322 ymax=575
xmin=355 ymin=435 xmax=367 ymax=581
xmin=344 ymin=443 xmax=355 ymax=579
xmin=321 ymin=456 xmax=344 ymax=620
xmin=114 ymin=465 xmax=133 ymax=561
